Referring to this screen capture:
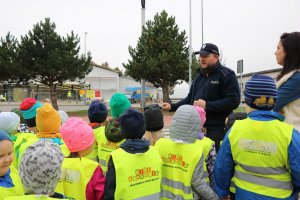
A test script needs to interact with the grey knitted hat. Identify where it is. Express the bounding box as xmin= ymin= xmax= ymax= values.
xmin=19 ymin=140 xmax=64 ymax=195
xmin=170 ymin=105 xmax=202 ymax=143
